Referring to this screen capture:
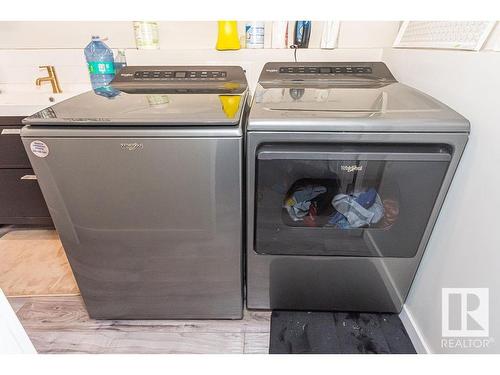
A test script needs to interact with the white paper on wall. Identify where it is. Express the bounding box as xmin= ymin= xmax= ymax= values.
xmin=320 ymin=21 xmax=340 ymax=49
xmin=271 ymin=21 xmax=289 ymax=49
